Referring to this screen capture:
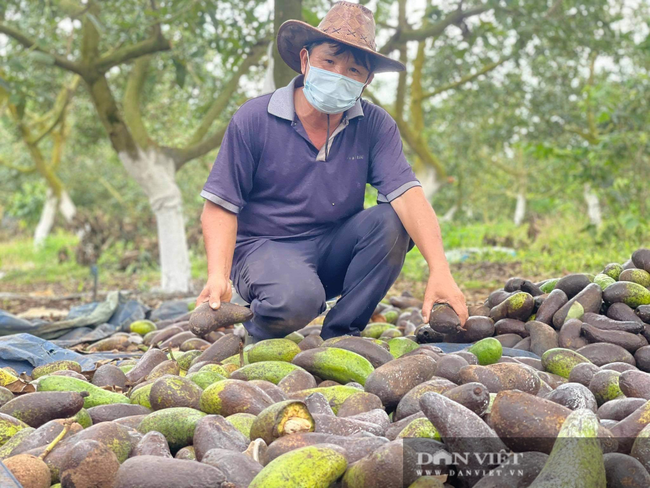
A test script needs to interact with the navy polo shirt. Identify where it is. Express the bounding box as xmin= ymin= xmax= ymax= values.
xmin=201 ymin=74 xmax=421 ymax=248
